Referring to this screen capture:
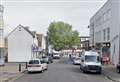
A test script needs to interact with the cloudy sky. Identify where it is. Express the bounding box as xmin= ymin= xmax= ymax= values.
xmin=1 ymin=0 xmax=108 ymax=36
